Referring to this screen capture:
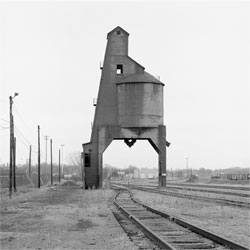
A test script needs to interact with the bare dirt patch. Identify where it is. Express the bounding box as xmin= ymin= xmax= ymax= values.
xmin=0 ymin=183 xmax=138 ymax=250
